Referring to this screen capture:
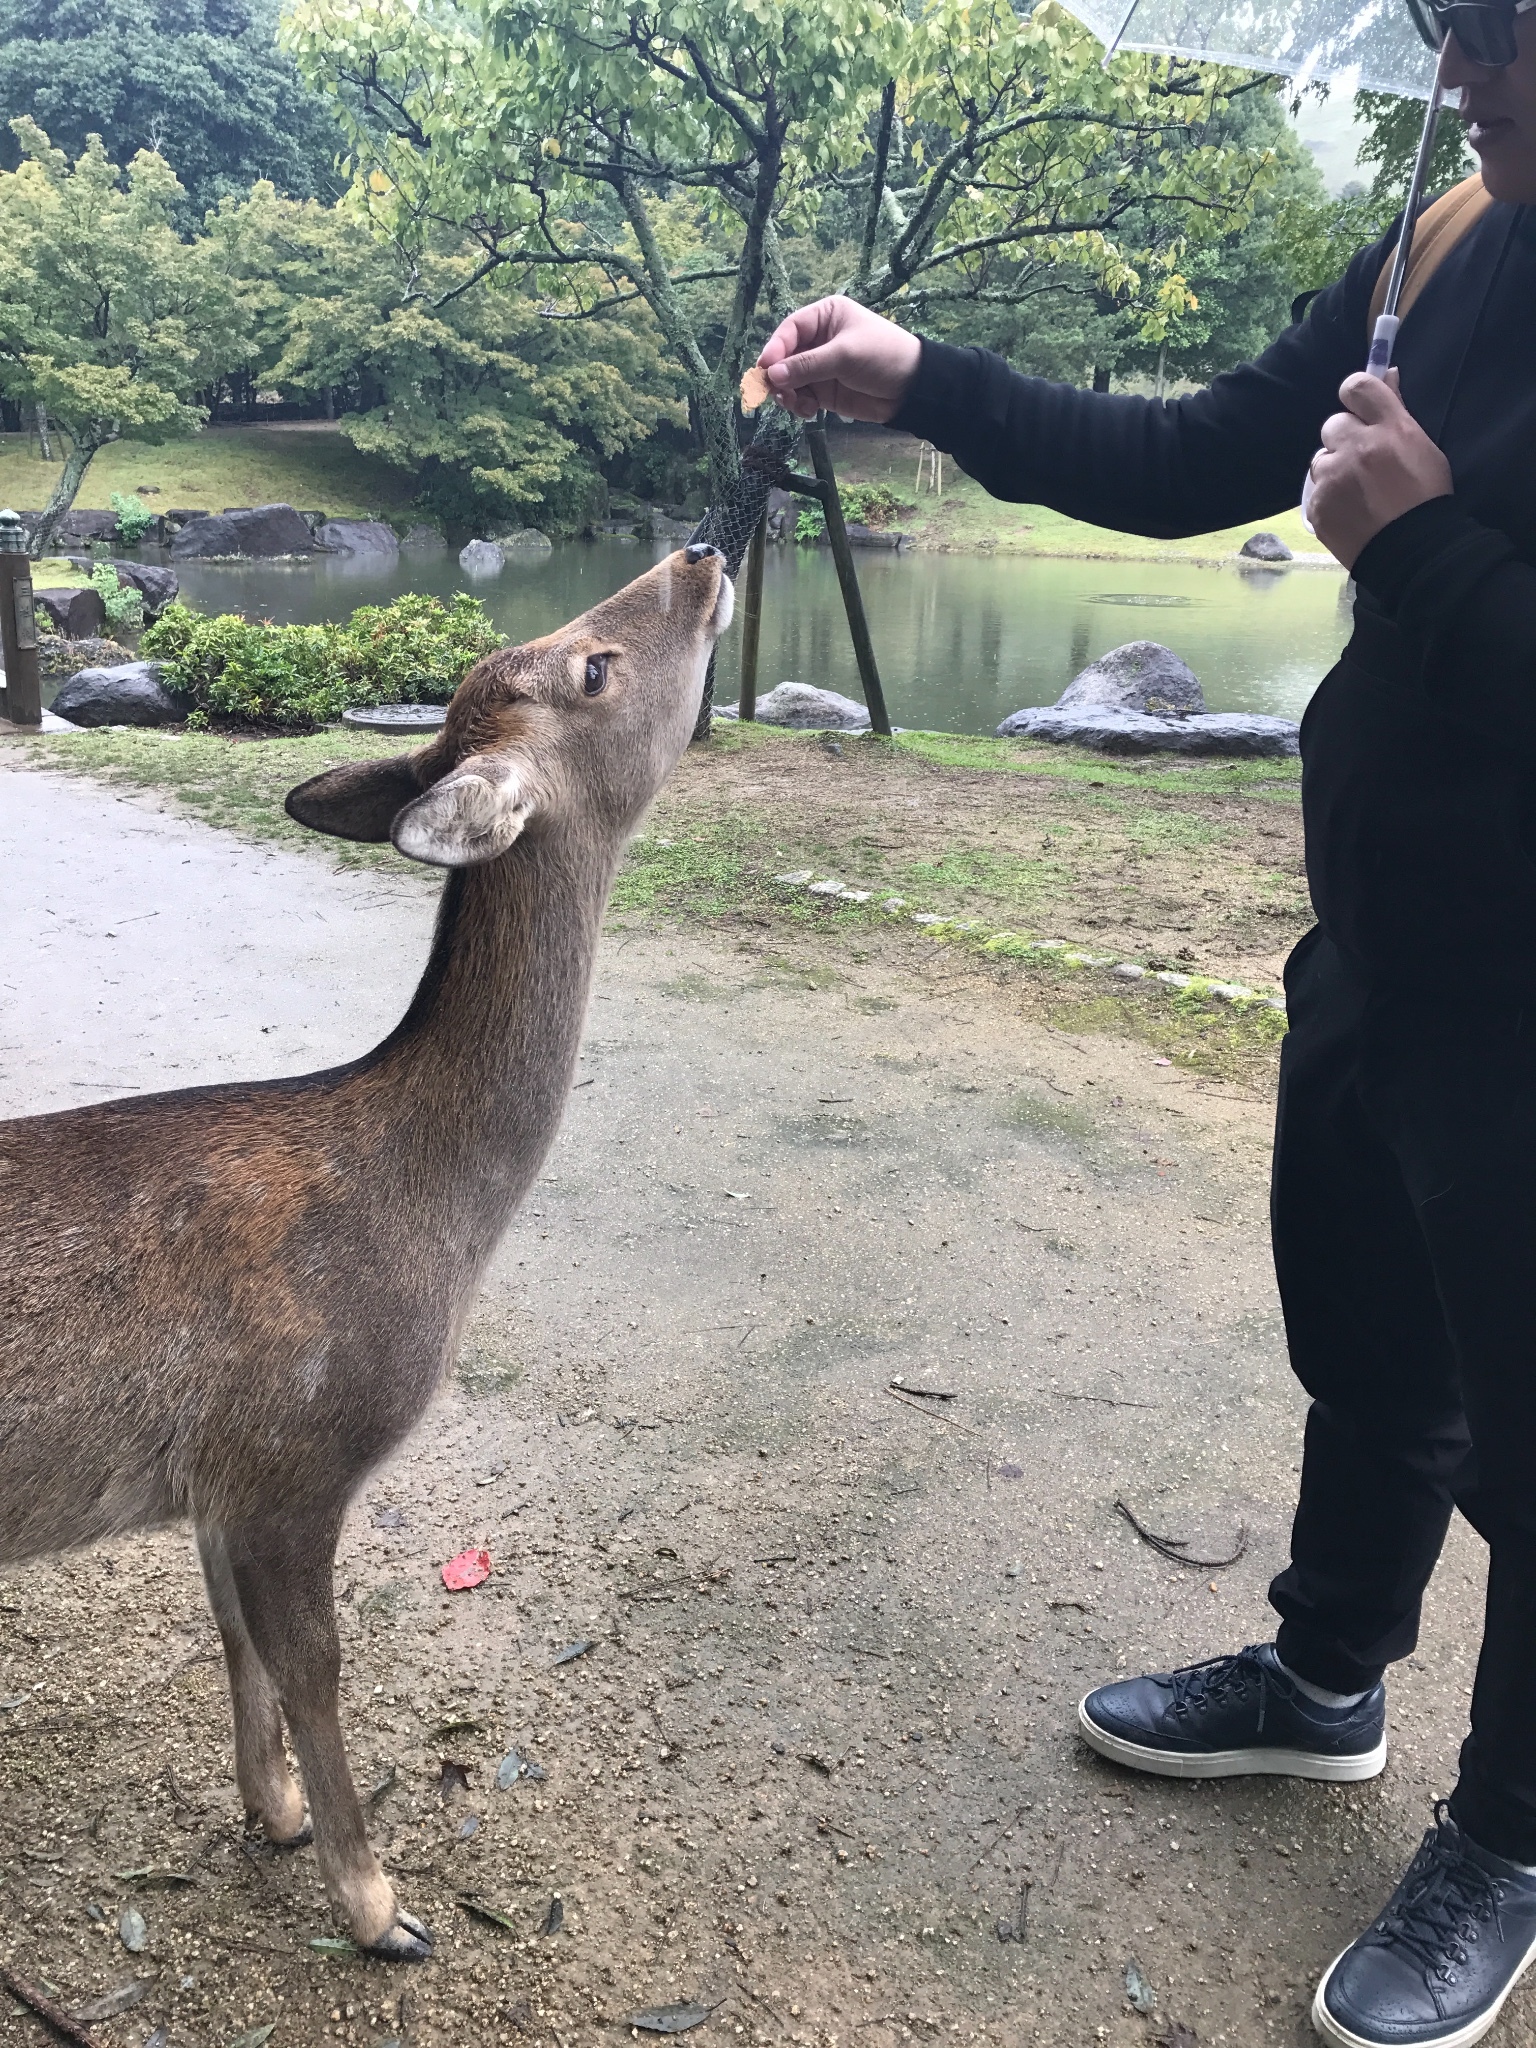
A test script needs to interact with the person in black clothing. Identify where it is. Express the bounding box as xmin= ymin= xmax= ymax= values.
xmin=759 ymin=14 xmax=1536 ymax=2045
